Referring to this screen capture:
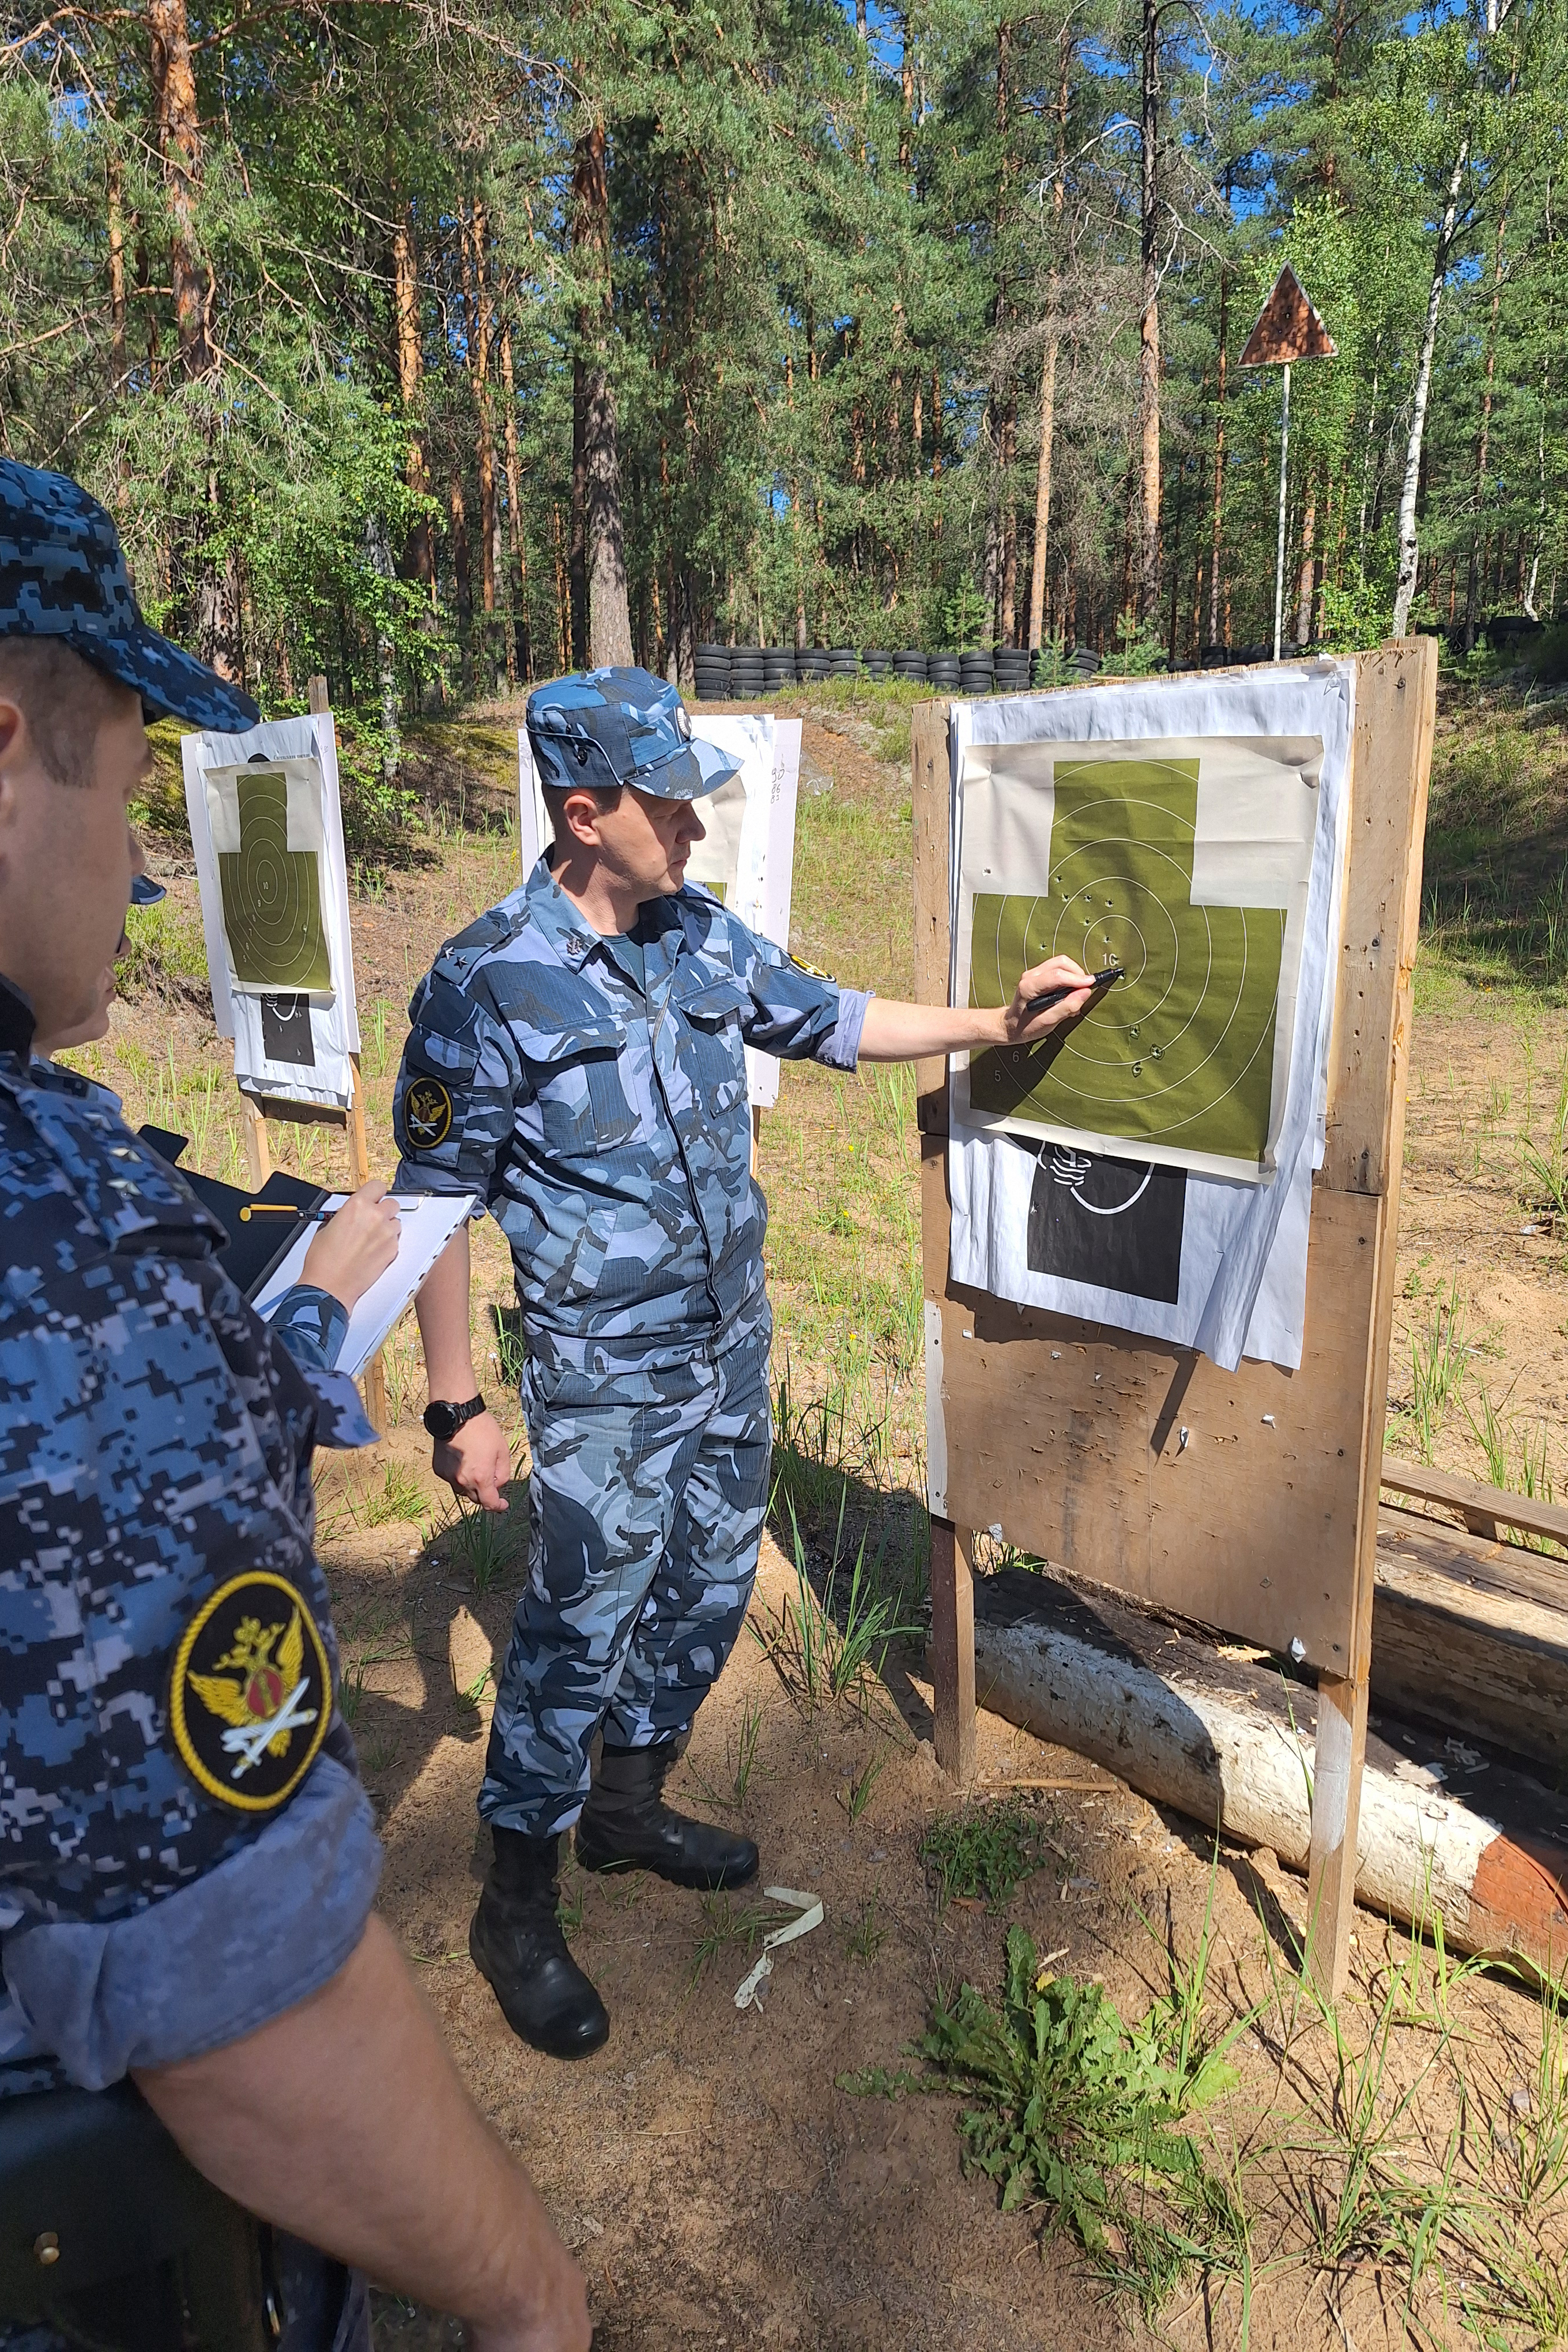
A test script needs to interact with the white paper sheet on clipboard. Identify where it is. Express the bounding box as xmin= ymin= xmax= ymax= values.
xmin=253 ymin=1192 xmax=476 ymax=1376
